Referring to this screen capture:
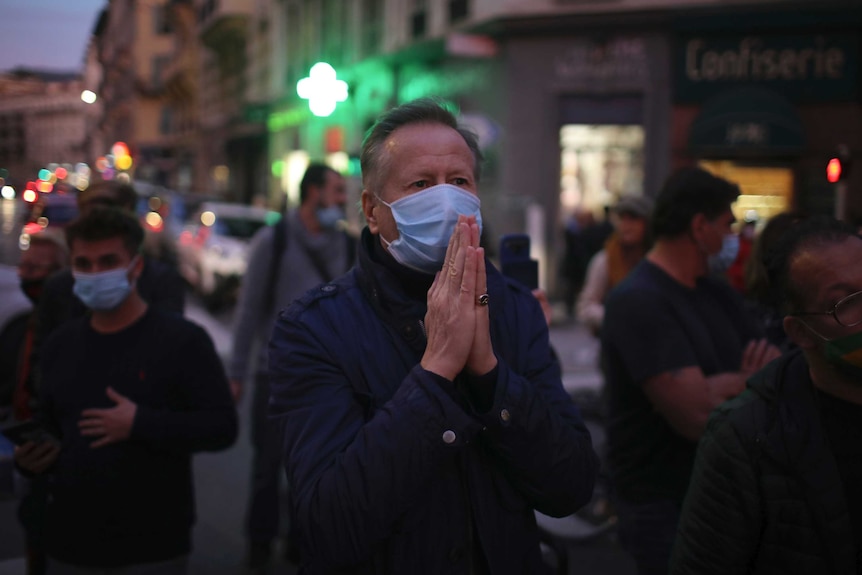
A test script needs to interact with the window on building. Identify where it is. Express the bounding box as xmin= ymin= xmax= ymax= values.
xmin=361 ymin=0 xmax=383 ymax=57
xmin=449 ymin=0 xmax=470 ymax=23
xmin=285 ymin=2 xmax=302 ymax=87
xmin=153 ymin=5 xmax=173 ymax=35
xmin=303 ymin=0 xmax=318 ymax=73
xmin=152 ymin=55 xmax=171 ymax=89
xmin=322 ymin=0 xmax=345 ymax=65
xmin=411 ymin=0 xmax=427 ymax=39
xmin=198 ymin=0 xmax=216 ymax=24
xmin=159 ymin=107 xmax=174 ymax=135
